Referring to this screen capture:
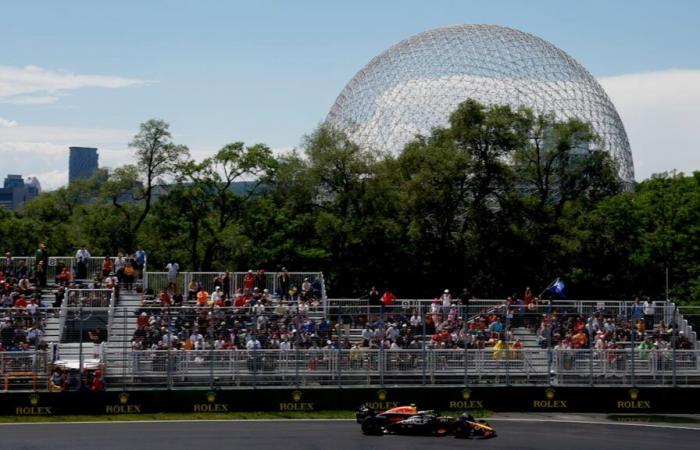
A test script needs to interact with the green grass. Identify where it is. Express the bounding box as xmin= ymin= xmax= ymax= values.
xmin=0 ymin=409 xmax=490 ymax=424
